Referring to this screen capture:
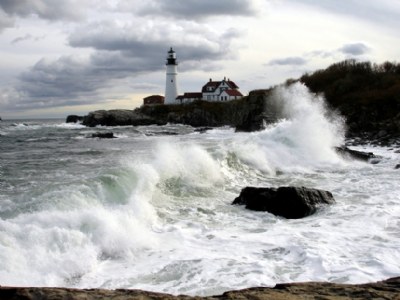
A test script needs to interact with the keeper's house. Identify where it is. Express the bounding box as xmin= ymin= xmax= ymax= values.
xmin=178 ymin=77 xmax=243 ymax=104
xmin=201 ymin=78 xmax=243 ymax=101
